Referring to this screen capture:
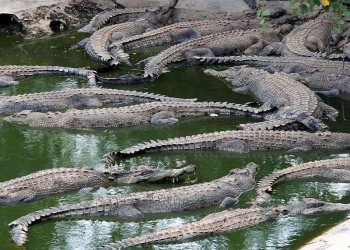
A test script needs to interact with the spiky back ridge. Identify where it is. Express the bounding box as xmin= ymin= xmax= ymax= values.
xmin=105 ymin=131 xmax=348 ymax=167
xmin=0 ymin=65 xmax=97 ymax=87
xmin=256 ymin=158 xmax=350 ymax=195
